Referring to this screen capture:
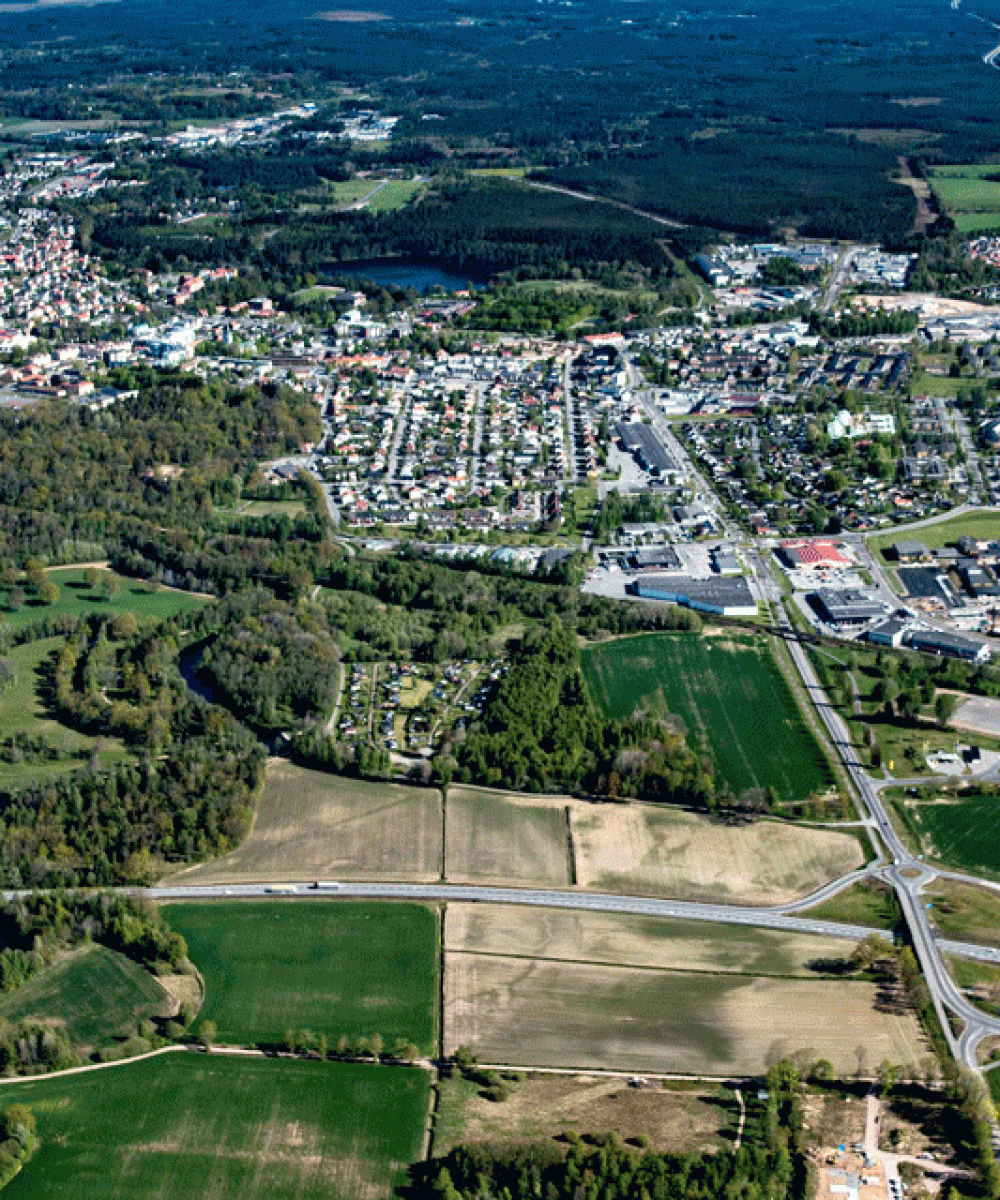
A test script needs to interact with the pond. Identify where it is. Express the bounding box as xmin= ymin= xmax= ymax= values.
xmin=322 ymin=257 xmax=488 ymax=293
